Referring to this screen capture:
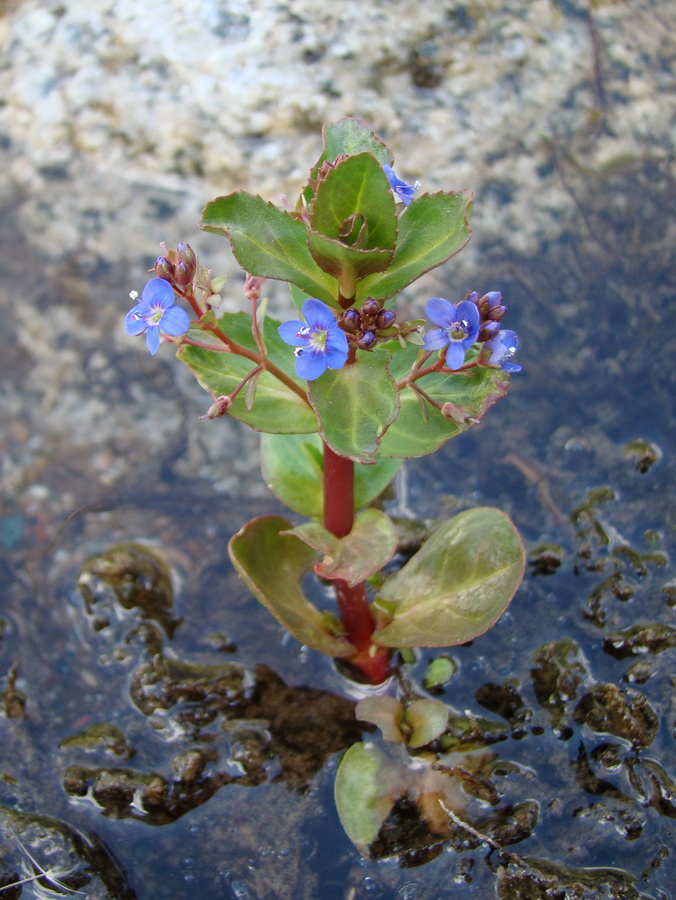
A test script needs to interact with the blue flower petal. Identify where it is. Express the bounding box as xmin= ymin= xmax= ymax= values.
xmin=278 ymin=320 xmax=308 ymax=347
xmin=423 ymin=328 xmax=450 ymax=351
xmin=125 ymin=306 xmax=148 ymax=336
xmin=142 ymin=277 xmax=175 ymax=309
xmin=445 ymin=341 xmax=467 ymax=370
xmin=145 ymin=325 xmax=161 ymax=355
xmin=324 ymin=344 xmax=349 ymax=371
xmin=383 ymin=165 xmax=416 ymax=206
xmin=161 ymin=305 xmax=191 ymax=336
xmin=302 ymin=298 xmax=337 ymax=330
xmin=325 ymin=328 xmax=349 ymax=353
xmin=296 ymin=348 xmax=327 ymax=381
xmin=455 ymin=300 xmax=480 ymax=334
xmin=425 ymin=297 xmax=455 ymax=328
